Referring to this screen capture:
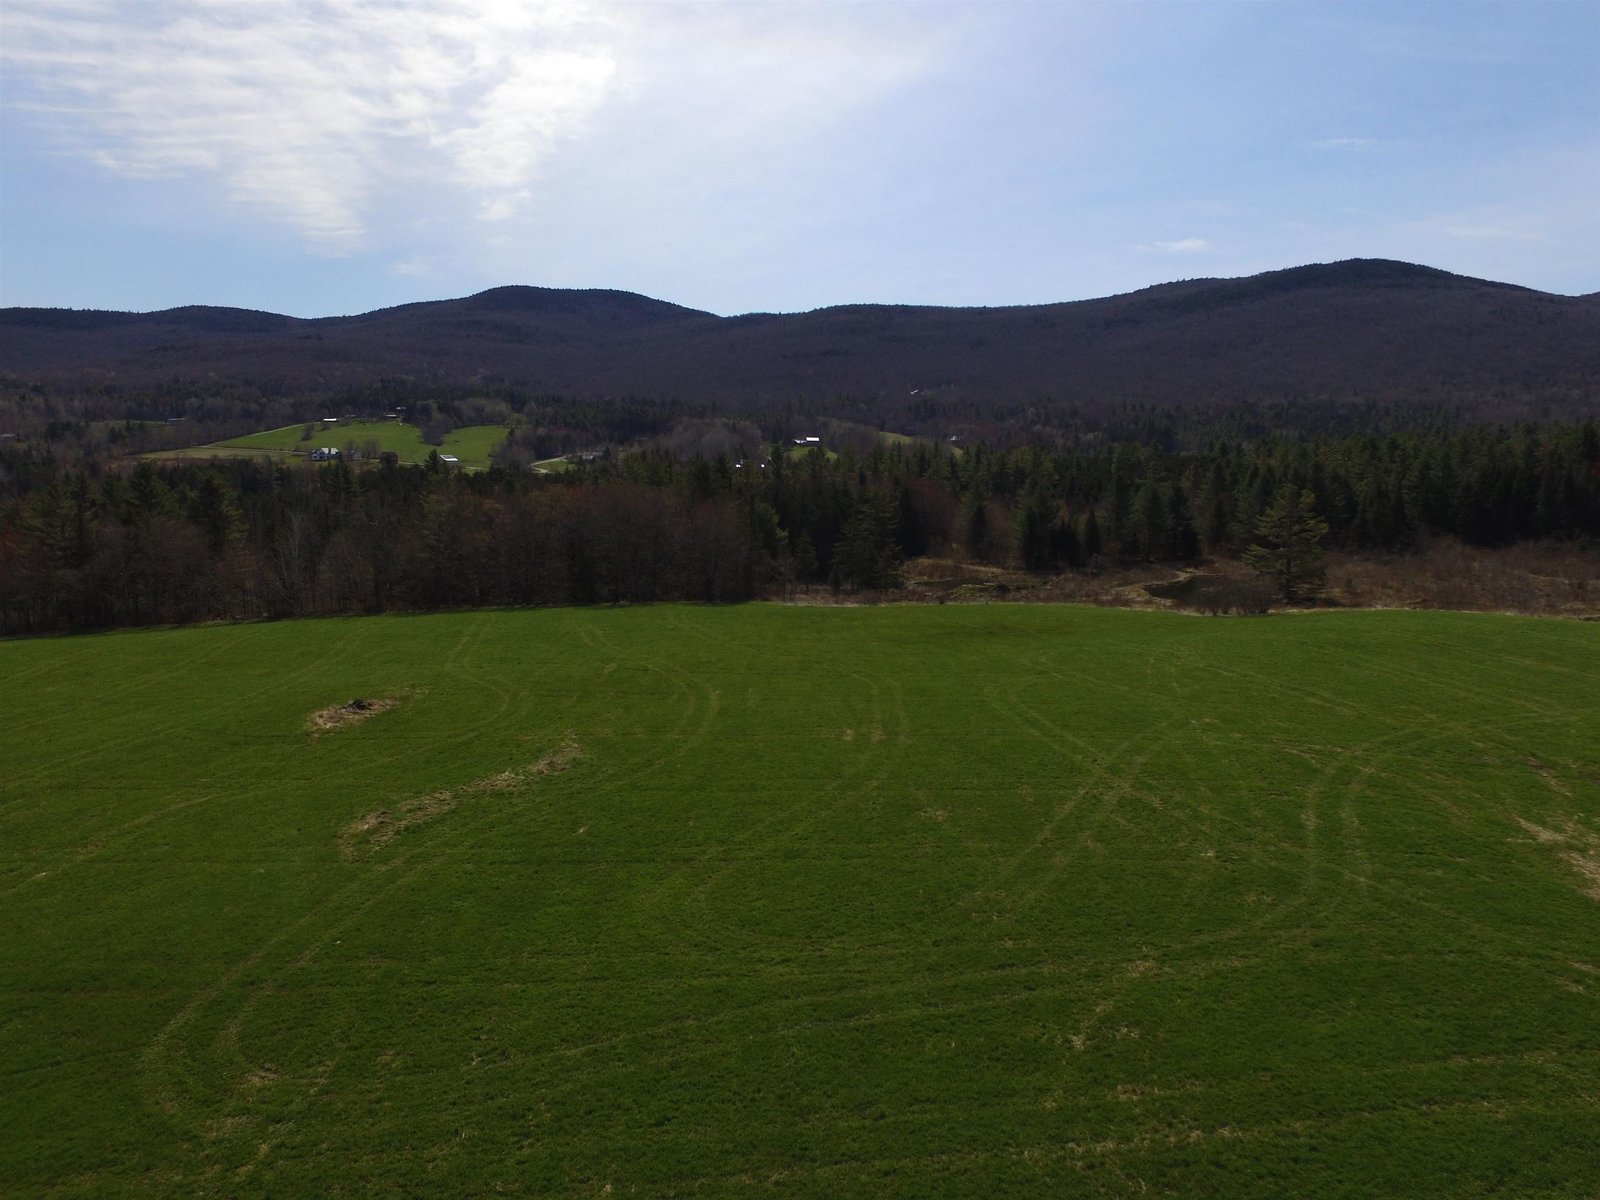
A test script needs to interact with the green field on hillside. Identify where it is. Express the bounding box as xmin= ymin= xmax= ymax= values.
xmin=193 ymin=419 xmax=510 ymax=468
xmin=3 ymin=606 xmax=1598 ymax=1197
